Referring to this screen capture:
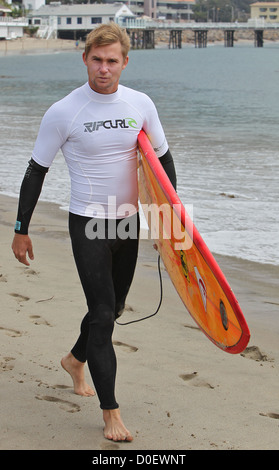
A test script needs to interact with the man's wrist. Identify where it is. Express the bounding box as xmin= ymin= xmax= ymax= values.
xmin=14 ymin=221 xmax=28 ymax=235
